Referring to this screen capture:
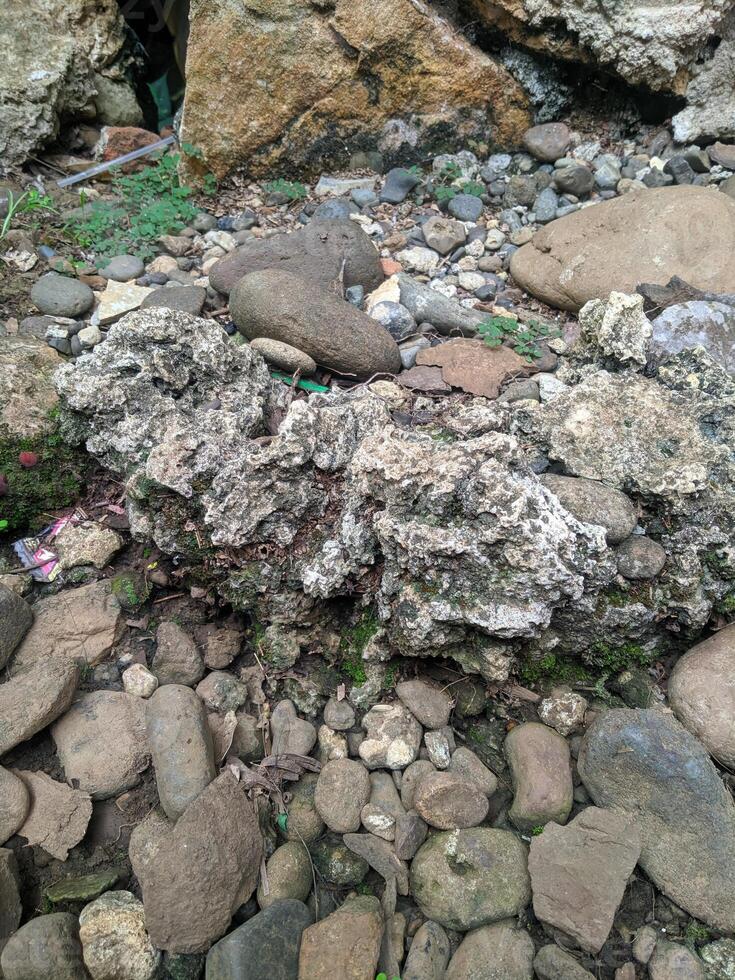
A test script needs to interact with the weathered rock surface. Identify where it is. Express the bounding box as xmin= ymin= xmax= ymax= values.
xmin=343 ymin=833 xmax=410 ymax=895
xmin=283 ymin=773 xmax=325 ymax=844
xmin=209 ymin=220 xmax=383 ymax=296
xmin=668 ymin=625 xmax=735 ymax=766
xmin=529 ymin=806 xmax=641 ymax=952
xmin=538 ymin=475 xmax=637 ymax=545
xmin=181 ymin=0 xmax=530 ymax=180
xmin=0 ymin=336 xmax=62 ymax=439
xmin=12 ymin=580 xmax=122 ymax=671
xmin=0 ymin=661 xmax=79 ymax=756
xmin=231 ymin=270 xmax=401 ymax=379
xmin=0 ymin=912 xmax=87 ymax=980
xmin=395 ymin=679 xmax=452 ymax=729
xmin=146 ymin=685 xmax=217 ymax=821
xmin=130 ymin=772 xmax=263 ymax=953
xmin=0 ymin=849 xmax=21 ymax=948
xmin=578 ymin=708 xmax=735 ymax=932
xmin=414 ymin=771 xmax=489 ymax=829
xmin=256 ymin=843 xmax=312 ymax=909
xmin=0 ymin=0 xmax=141 ymax=169
xmin=446 ymin=920 xmax=535 ymax=980
xmin=651 ymin=300 xmax=735 ymax=374
xmin=153 ymin=621 xmax=205 ymax=687
xmin=359 ymin=703 xmax=423 ymax=770
xmin=448 ymin=746 xmax=498 ymax=797
xmin=79 ymin=890 xmax=161 ymax=980
xmin=506 ymin=722 xmax=573 ymax=831
xmin=534 ymin=945 xmax=597 ymax=980
xmin=297 ymin=894 xmax=383 ymax=980
xmin=416 ymin=339 xmax=533 ymax=399
xmin=411 ymin=828 xmax=531 ymax=931
xmin=271 ymin=699 xmax=317 ymax=757
xmin=0 ymin=585 xmax=32 ymax=670
xmin=14 ymin=769 xmax=92 ymax=861
xmin=648 ymin=940 xmax=705 ymax=980
xmin=403 ymin=920 xmax=451 ymax=980
xmin=52 ymin=691 xmax=150 ymax=799
xmin=673 ymin=19 xmax=735 ymax=143
xmin=206 ymin=900 xmax=313 ymax=980
xmin=0 ymin=767 xmax=29 ymax=845
xmin=511 ymin=188 xmax=735 ymax=312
